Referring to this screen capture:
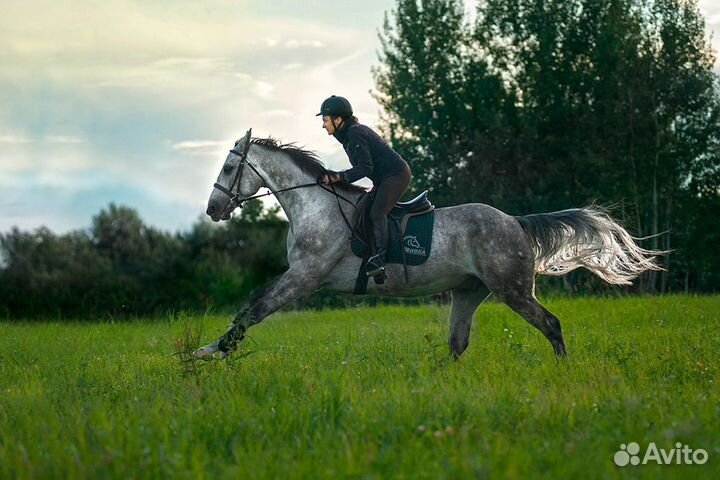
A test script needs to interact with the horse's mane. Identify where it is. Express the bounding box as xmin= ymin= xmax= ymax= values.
xmin=250 ymin=137 xmax=367 ymax=194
